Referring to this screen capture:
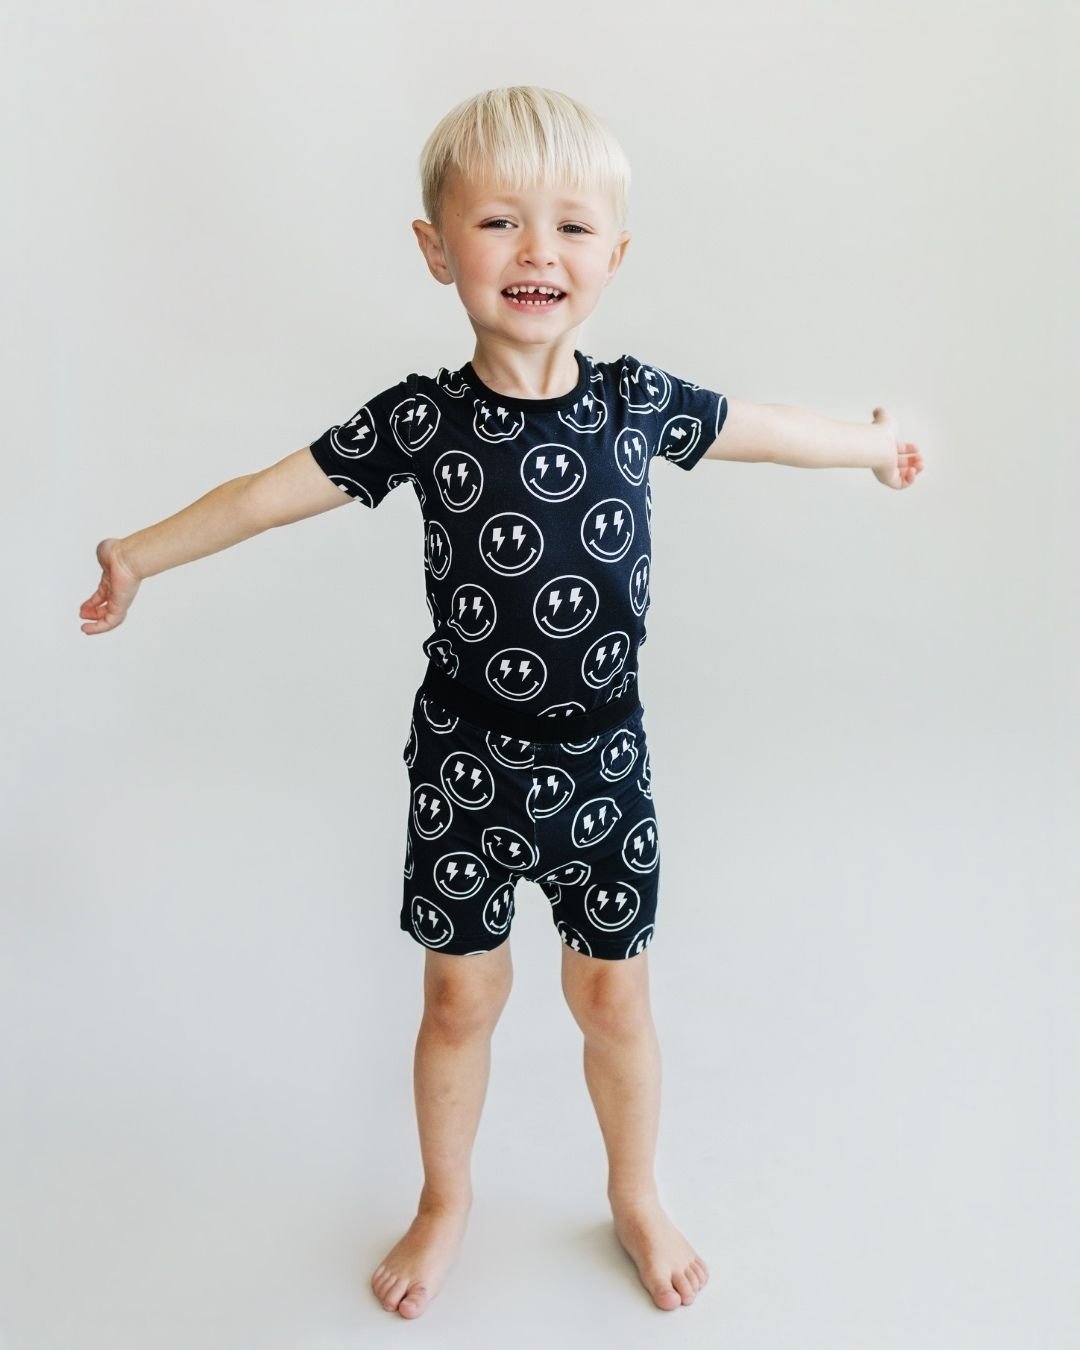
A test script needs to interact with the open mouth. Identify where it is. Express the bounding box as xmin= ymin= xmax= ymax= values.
xmin=501 ymin=288 xmax=567 ymax=310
